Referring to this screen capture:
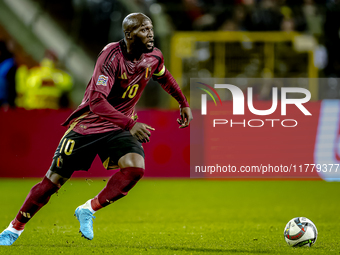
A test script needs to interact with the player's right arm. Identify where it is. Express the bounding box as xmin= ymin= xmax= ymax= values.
xmin=89 ymin=44 xmax=154 ymax=141
xmin=89 ymin=91 xmax=154 ymax=142
xmin=88 ymin=45 xmax=136 ymax=130
xmin=89 ymin=90 xmax=136 ymax=130
xmin=129 ymin=122 xmax=155 ymax=142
